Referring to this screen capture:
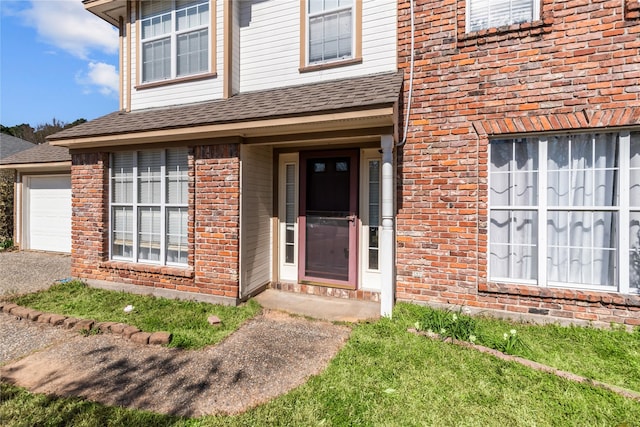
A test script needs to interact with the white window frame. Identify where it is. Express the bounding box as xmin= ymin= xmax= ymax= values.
xmin=466 ymin=0 xmax=540 ymax=33
xmin=306 ymin=0 xmax=356 ymax=65
xmin=359 ymin=149 xmax=382 ymax=291
xmin=488 ymin=131 xmax=638 ymax=294
xmin=278 ymin=153 xmax=299 ymax=282
xmin=109 ymin=149 xmax=189 ymax=267
xmin=140 ymin=0 xmax=210 ymax=83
